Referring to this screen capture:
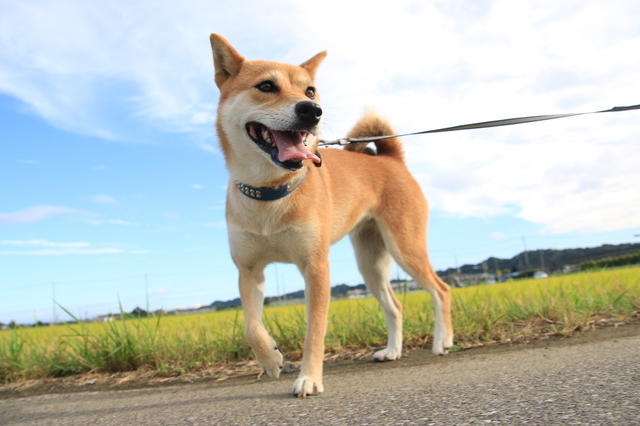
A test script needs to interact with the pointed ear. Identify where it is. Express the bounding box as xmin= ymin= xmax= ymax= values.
xmin=300 ymin=51 xmax=327 ymax=80
xmin=209 ymin=33 xmax=245 ymax=88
